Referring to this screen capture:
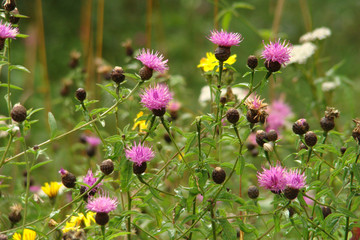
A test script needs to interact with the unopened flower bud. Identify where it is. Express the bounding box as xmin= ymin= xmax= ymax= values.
xmin=4 ymin=0 xmax=15 ymax=11
xmin=226 ymin=108 xmax=240 ymax=124
xmin=320 ymin=117 xmax=335 ymax=132
xmin=133 ymin=162 xmax=147 ymax=175
xmin=321 ymin=206 xmax=332 ymax=219
xmin=247 ymin=185 xmax=259 ymax=199
xmin=75 ymin=88 xmax=86 ymax=102
xmin=304 ymin=131 xmax=317 ymax=147
xmin=111 ymin=66 xmax=125 ymax=84
xmin=266 ymin=130 xmax=278 ymax=142
xmin=11 ymin=104 xmax=27 ymax=123
xmin=214 ymin=46 xmax=231 ymax=62
xmin=59 ymin=169 xmax=77 ymax=188
xmin=246 ymin=110 xmax=259 ymax=124
xmin=100 ymin=159 xmax=114 ymax=175
xmin=212 ymin=167 xmax=226 ymax=184
xmin=255 ymin=130 xmax=267 ymax=147
xmin=247 ymin=55 xmax=258 ymax=69
xmin=152 ymin=108 xmax=166 ymax=117
xmin=292 ymin=118 xmax=309 ymax=135
xmin=299 ymin=143 xmax=308 ymax=151
xmin=340 ymin=147 xmax=347 ymax=155
xmin=9 ymin=8 xmax=20 ymax=24
xmin=263 ymin=142 xmax=274 ymax=152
